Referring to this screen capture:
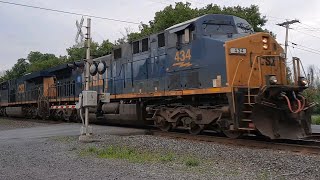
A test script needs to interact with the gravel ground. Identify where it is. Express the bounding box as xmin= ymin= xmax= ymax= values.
xmin=0 ymin=119 xmax=319 ymax=180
